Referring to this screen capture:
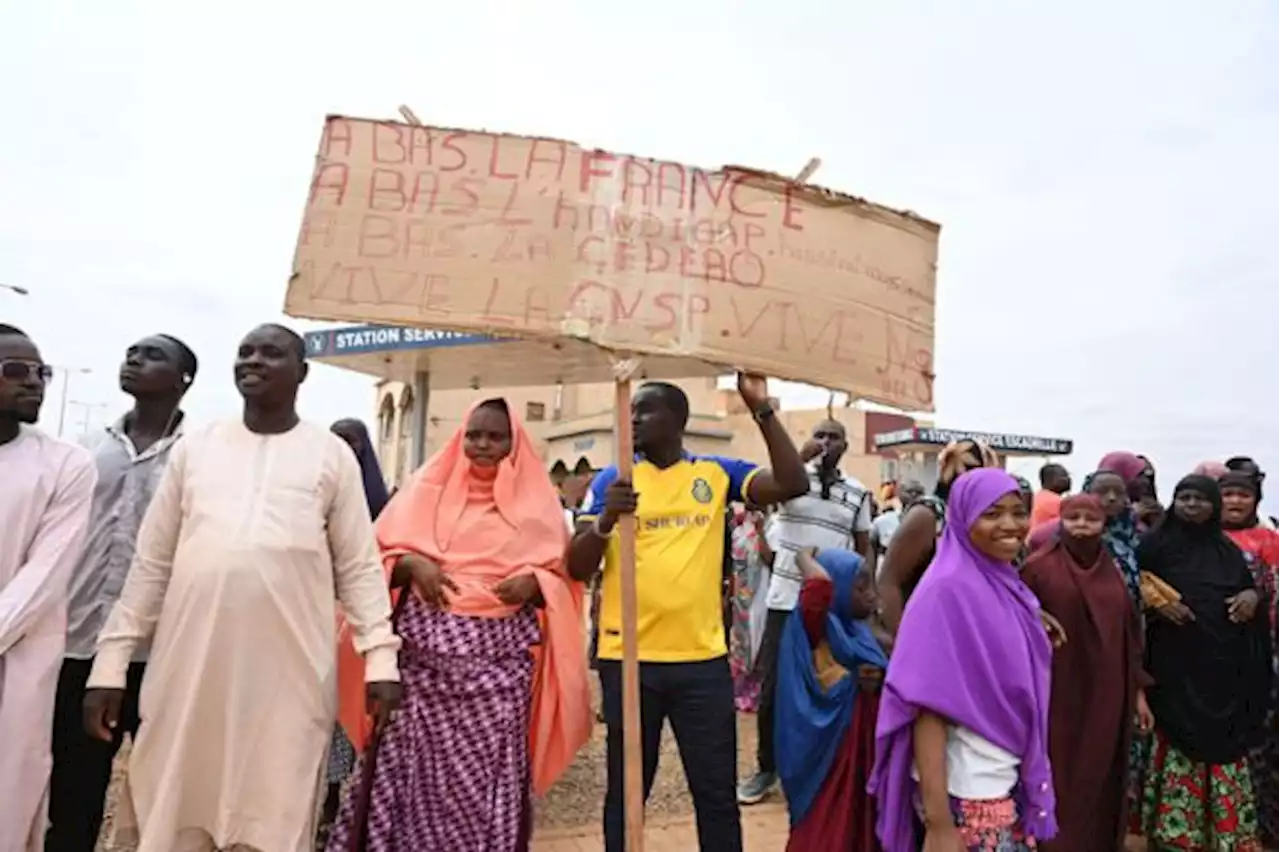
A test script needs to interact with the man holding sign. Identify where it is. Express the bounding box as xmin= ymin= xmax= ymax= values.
xmin=568 ymin=373 xmax=809 ymax=852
